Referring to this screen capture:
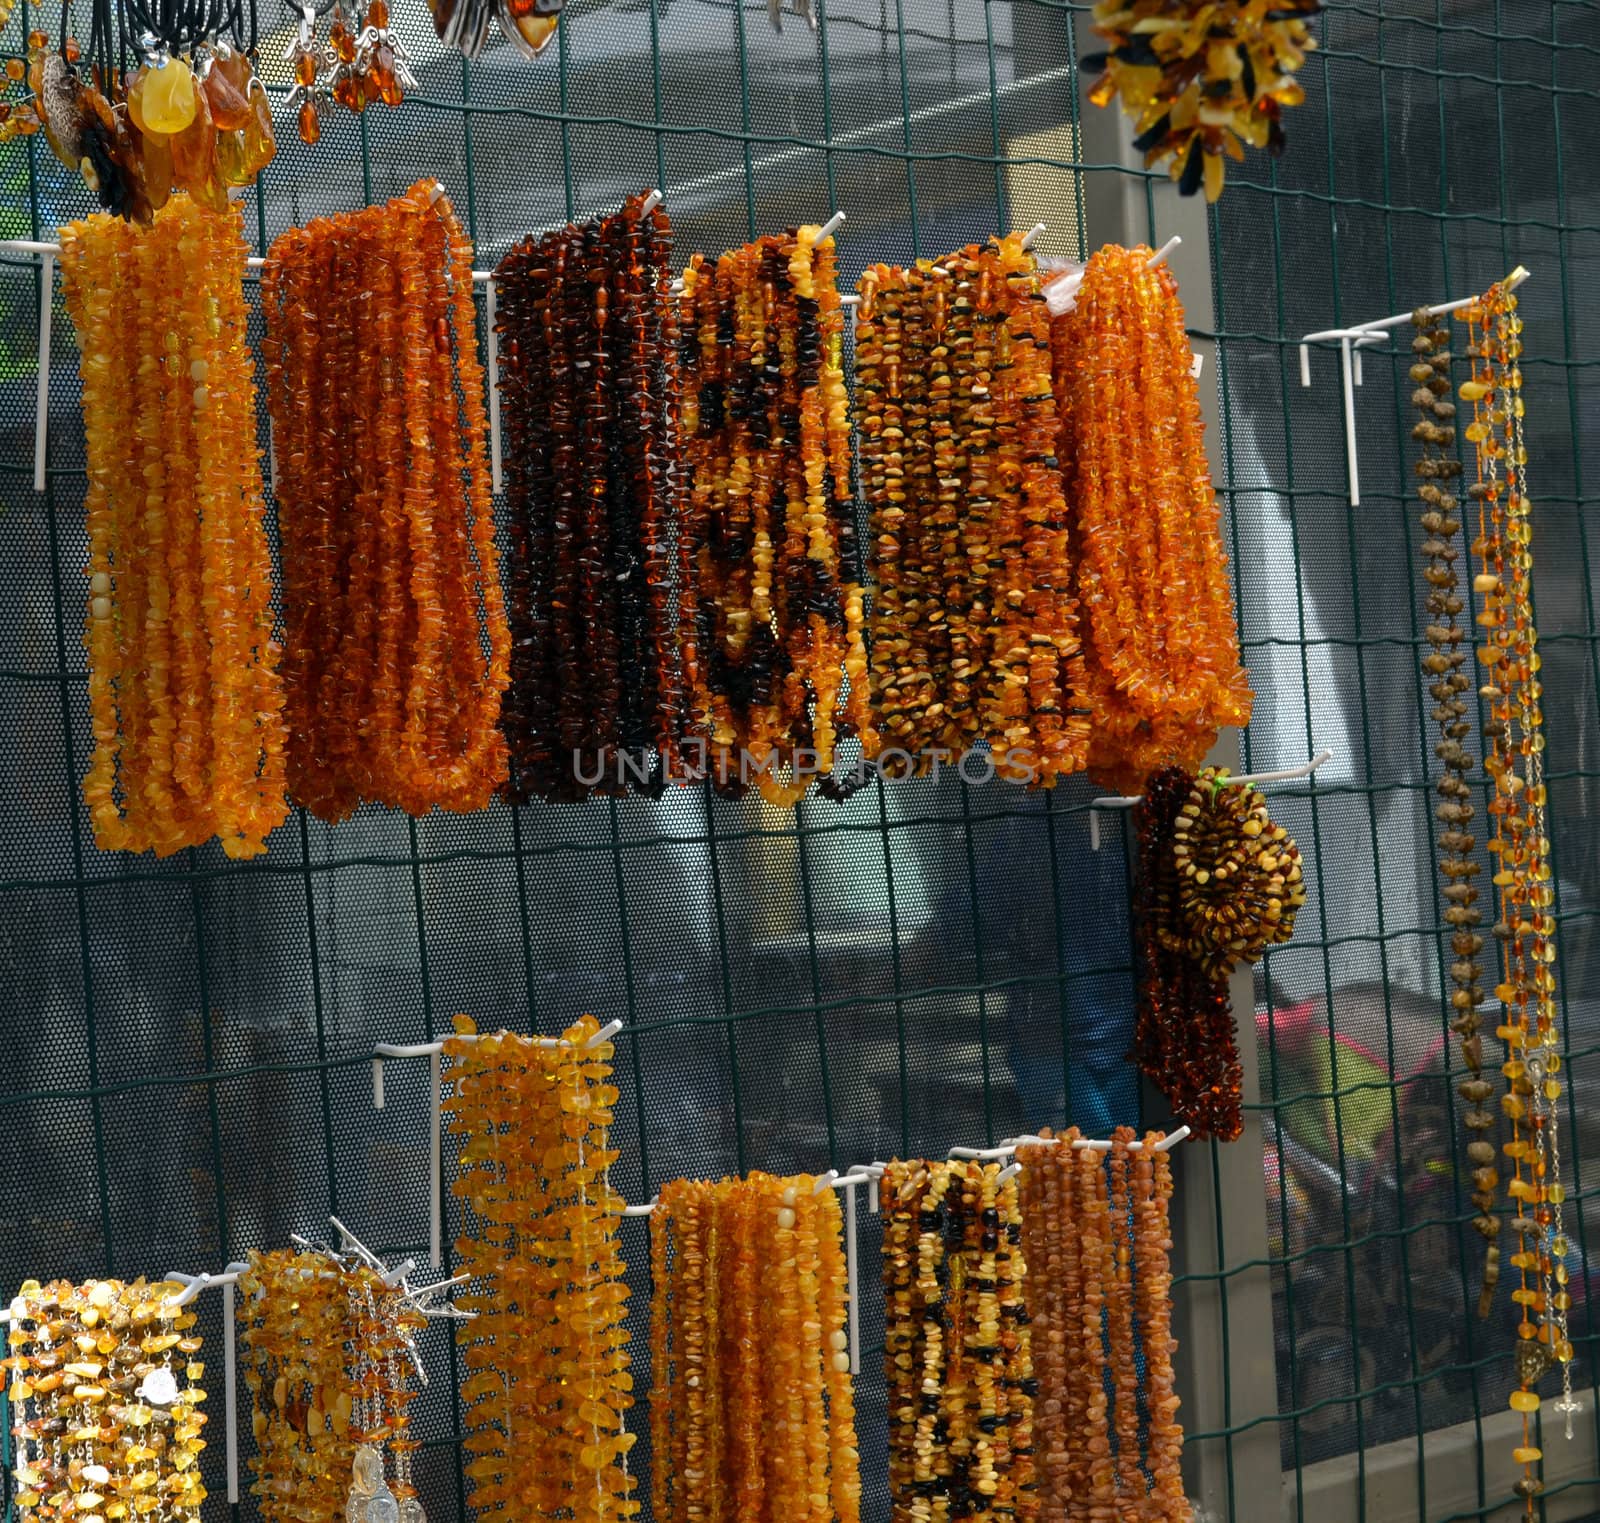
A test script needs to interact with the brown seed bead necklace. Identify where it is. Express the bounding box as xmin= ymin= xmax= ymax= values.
xmin=1406 ymin=303 xmax=1501 ymax=1292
